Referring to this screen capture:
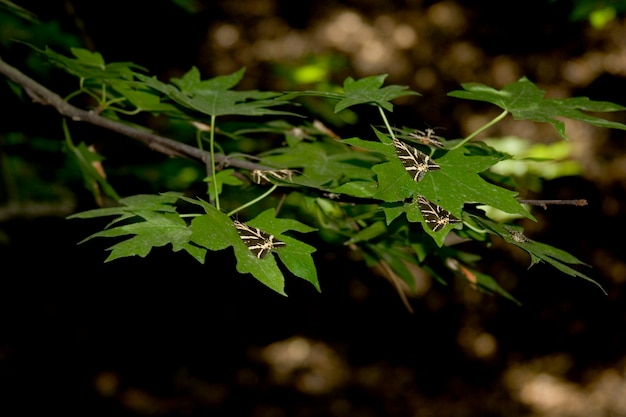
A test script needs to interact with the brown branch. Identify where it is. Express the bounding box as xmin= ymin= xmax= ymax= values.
xmin=0 ymin=57 xmax=270 ymax=172
xmin=0 ymin=198 xmax=77 ymax=222
xmin=2 ymin=58 xmax=595 ymax=209
xmin=517 ymin=199 xmax=588 ymax=209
